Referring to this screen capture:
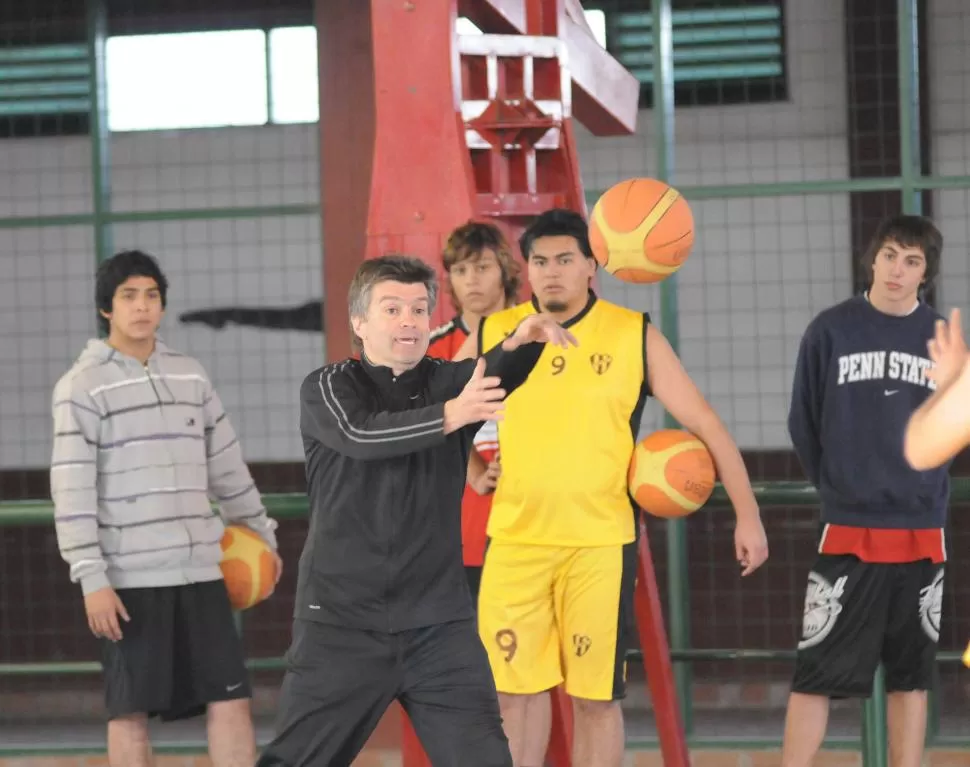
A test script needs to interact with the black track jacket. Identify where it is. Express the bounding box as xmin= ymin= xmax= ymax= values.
xmin=294 ymin=338 xmax=544 ymax=633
